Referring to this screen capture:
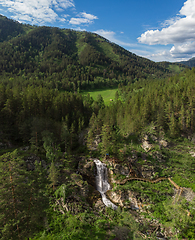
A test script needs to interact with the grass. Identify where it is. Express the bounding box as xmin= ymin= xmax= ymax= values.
xmin=81 ymin=88 xmax=118 ymax=105
xmin=168 ymin=64 xmax=186 ymax=73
